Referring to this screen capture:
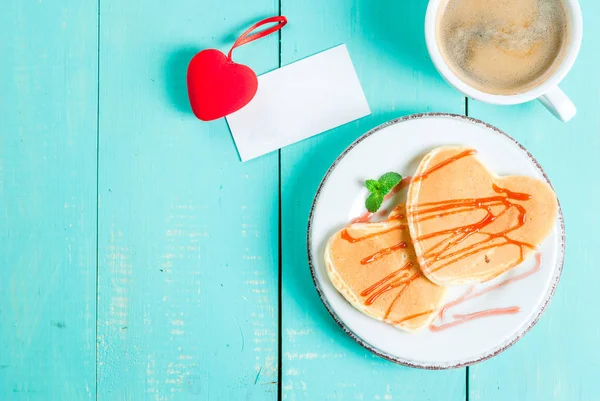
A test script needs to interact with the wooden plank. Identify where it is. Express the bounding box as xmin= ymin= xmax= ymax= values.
xmin=279 ymin=0 xmax=467 ymax=399
xmin=96 ymin=0 xmax=279 ymax=399
xmin=0 ymin=1 xmax=98 ymax=399
xmin=468 ymin=1 xmax=600 ymax=399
